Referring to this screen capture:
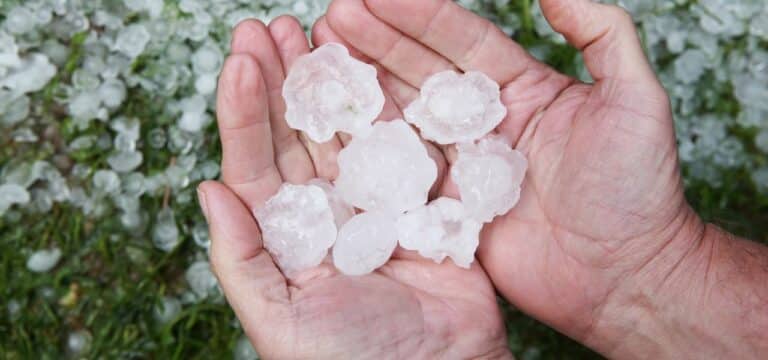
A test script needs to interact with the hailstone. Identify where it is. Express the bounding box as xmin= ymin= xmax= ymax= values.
xmin=452 ymin=135 xmax=527 ymax=223
xmin=283 ymin=43 xmax=385 ymax=143
xmin=255 ymin=183 xmax=337 ymax=276
xmin=333 ymin=212 xmax=398 ymax=276
xmin=308 ymin=178 xmax=355 ymax=228
xmin=396 ymin=197 xmax=482 ymax=268
xmin=404 ymin=71 xmax=506 ymax=144
xmin=335 ymin=119 xmax=437 ymax=215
